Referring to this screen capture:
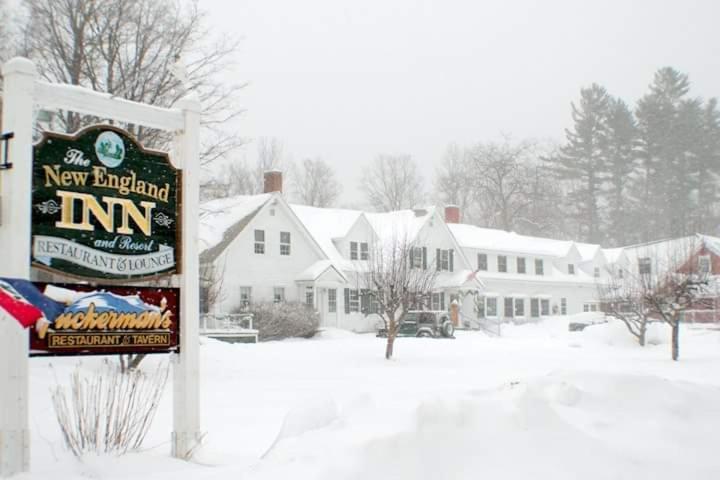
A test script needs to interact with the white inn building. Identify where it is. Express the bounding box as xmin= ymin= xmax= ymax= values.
xmin=199 ymin=171 xmax=619 ymax=332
